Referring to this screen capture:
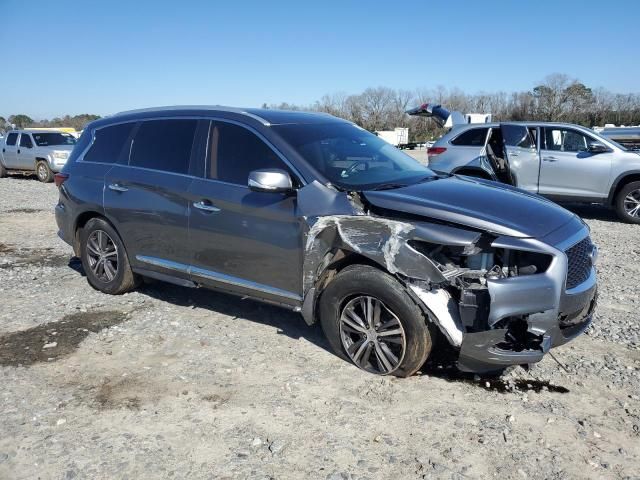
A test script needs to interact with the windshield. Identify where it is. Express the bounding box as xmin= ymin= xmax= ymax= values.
xmin=273 ymin=122 xmax=434 ymax=190
xmin=32 ymin=132 xmax=77 ymax=147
